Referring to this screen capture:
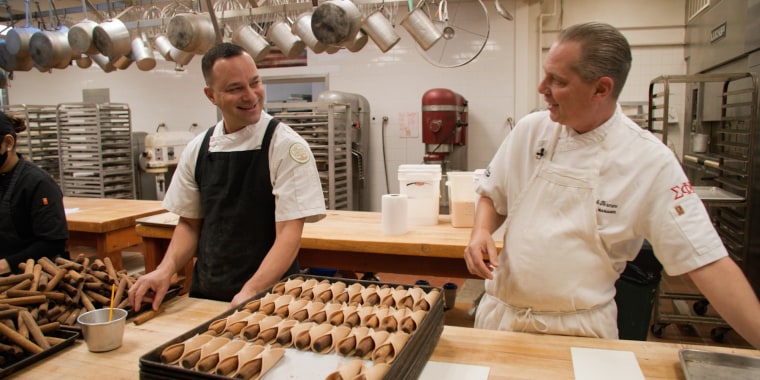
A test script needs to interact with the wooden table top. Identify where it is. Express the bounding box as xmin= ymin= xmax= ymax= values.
xmin=11 ymin=295 xmax=759 ymax=379
xmin=135 ymin=210 xmax=503 ymax=259
xmin=64 ymin=197 xmax=166 ymax=233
